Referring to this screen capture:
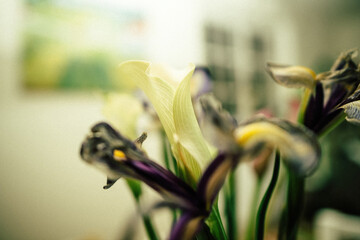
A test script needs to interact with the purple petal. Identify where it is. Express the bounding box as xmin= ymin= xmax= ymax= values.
xmin=197 ymin=153 xmax=239 ymax=210
xmin=192 ymin=66 xmax=213 ymax=98
xmin=169 ymin=212 xmax=204 ymax=240
xmin=126 ymin=160 xmax=198 ymax=210
xmin=80 ymin=122 xmax=198 ymax=210
xmin=304 ymin=82 xmax=324 ymax=129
